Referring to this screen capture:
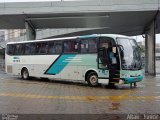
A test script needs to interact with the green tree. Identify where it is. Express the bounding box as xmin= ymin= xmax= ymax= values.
xmin=139 ymin=45 xmax=145 ymax=53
